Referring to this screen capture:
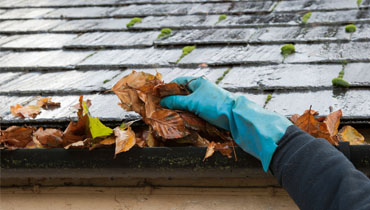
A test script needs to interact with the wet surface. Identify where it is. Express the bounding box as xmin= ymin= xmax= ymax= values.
xmin=0 ymin=0 xmax=369 ymax=124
